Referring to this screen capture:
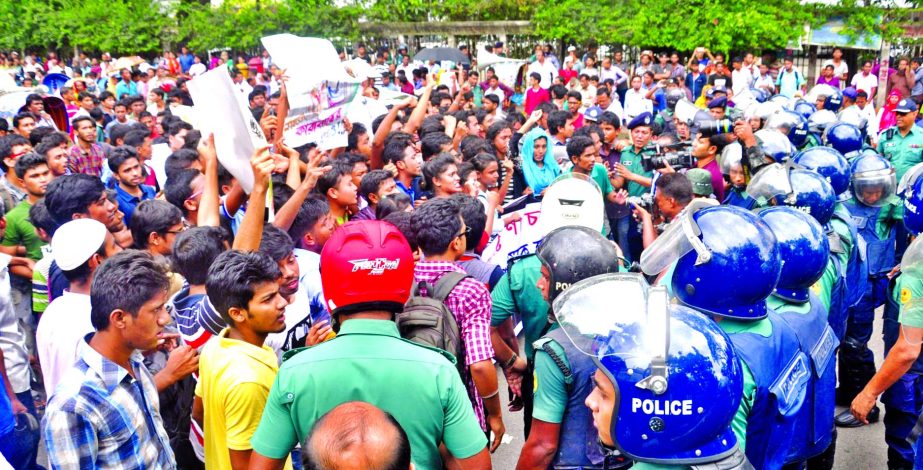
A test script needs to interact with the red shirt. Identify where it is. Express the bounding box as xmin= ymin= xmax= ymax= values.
xmin=559 ymin=68 xmax=578 ymax=84
xmin=524 ymin=87 xmax=550 ymax=115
